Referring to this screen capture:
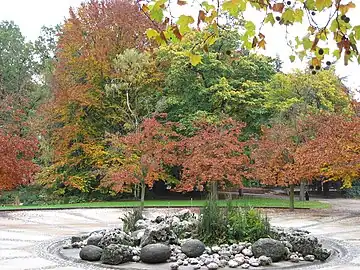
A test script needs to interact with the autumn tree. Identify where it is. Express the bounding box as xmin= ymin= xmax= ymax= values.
xmin=38 ymin=0 xmax=155 ymax=195
xmin=141 ymin=0 xmax=360 ymax=67
xmin=167 ymin=118 xmax=251 ymax=199
xmin=298 ymin=114 xmax=360 ymax=189
xmin=101 ymin=116 xmax=180 ymax=211
xmin=251 ymin=117 xmax=323 ymax=210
